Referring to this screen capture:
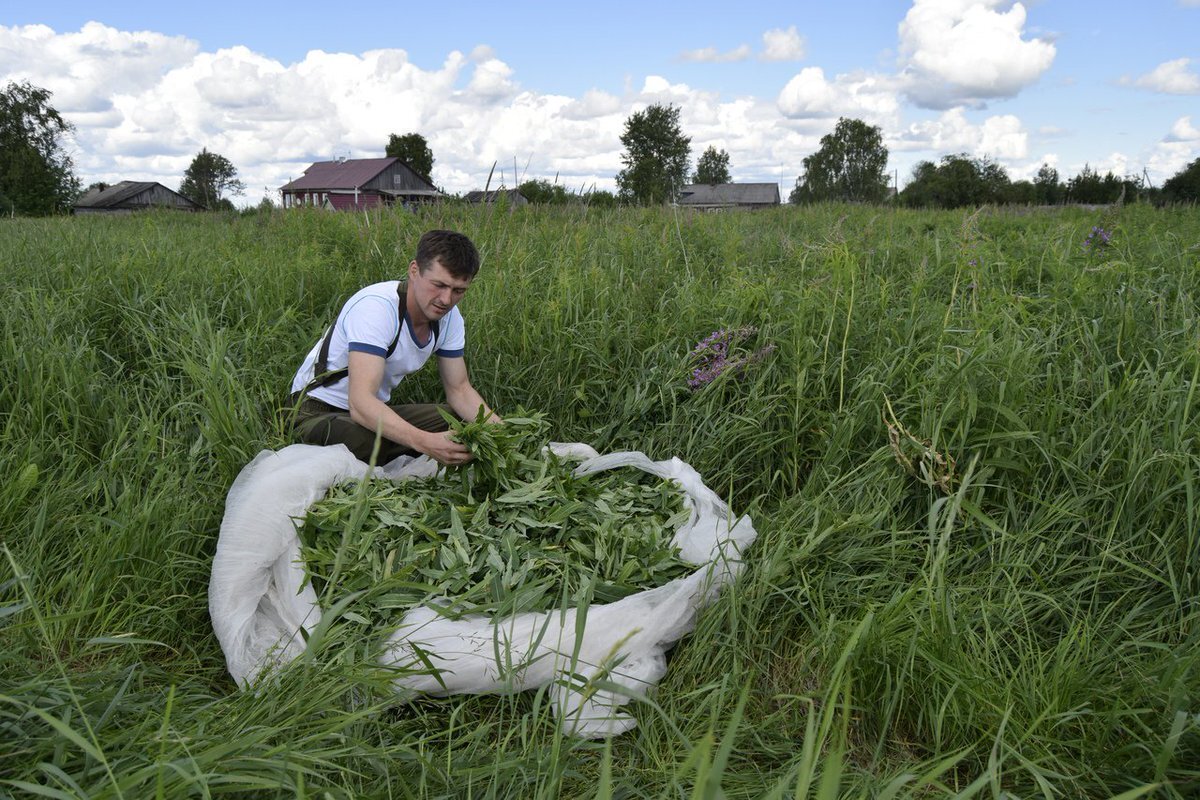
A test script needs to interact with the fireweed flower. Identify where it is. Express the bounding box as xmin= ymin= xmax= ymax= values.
xmin=1082 ymin=225 xmax=1113 ymax=251
xmin=687 ymin=326 xmax=775 ymax=390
